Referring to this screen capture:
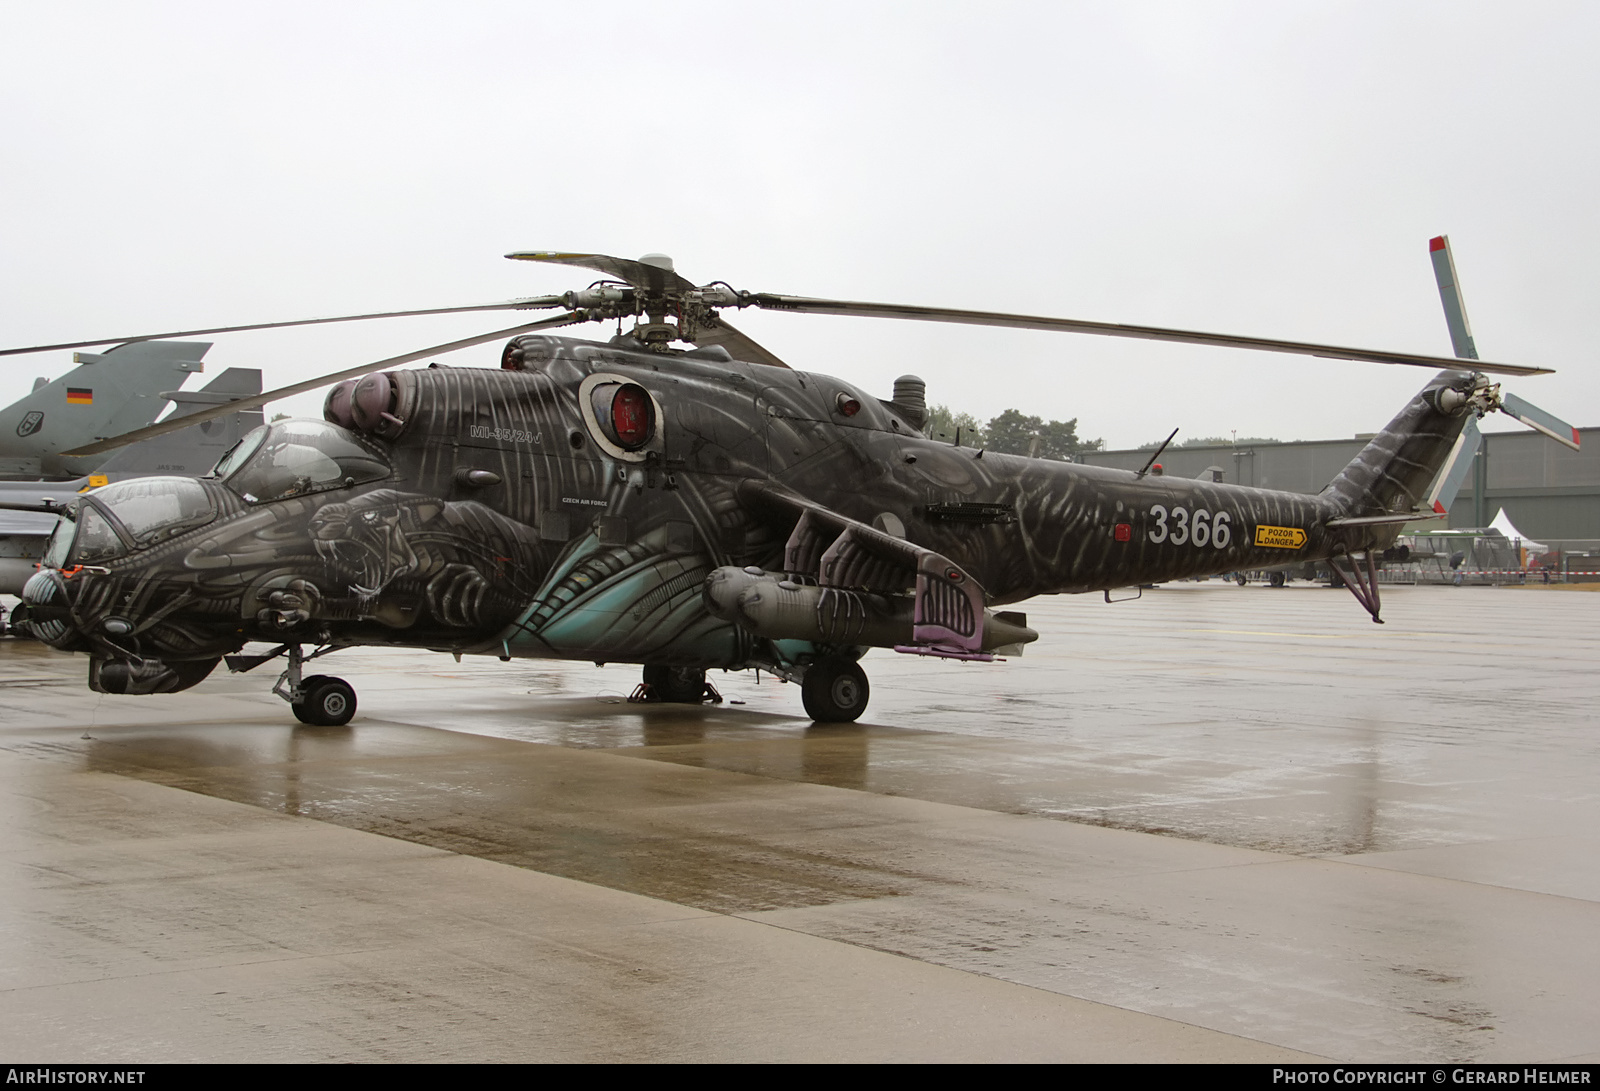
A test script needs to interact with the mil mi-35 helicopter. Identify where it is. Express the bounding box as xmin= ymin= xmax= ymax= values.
xmin=2 ymin=247 xmax=1576 ymax=725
